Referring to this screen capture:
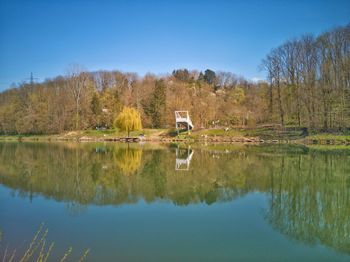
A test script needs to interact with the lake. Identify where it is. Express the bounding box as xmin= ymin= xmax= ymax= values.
xmin=0 ymin=142 xmax=349 ymax=261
